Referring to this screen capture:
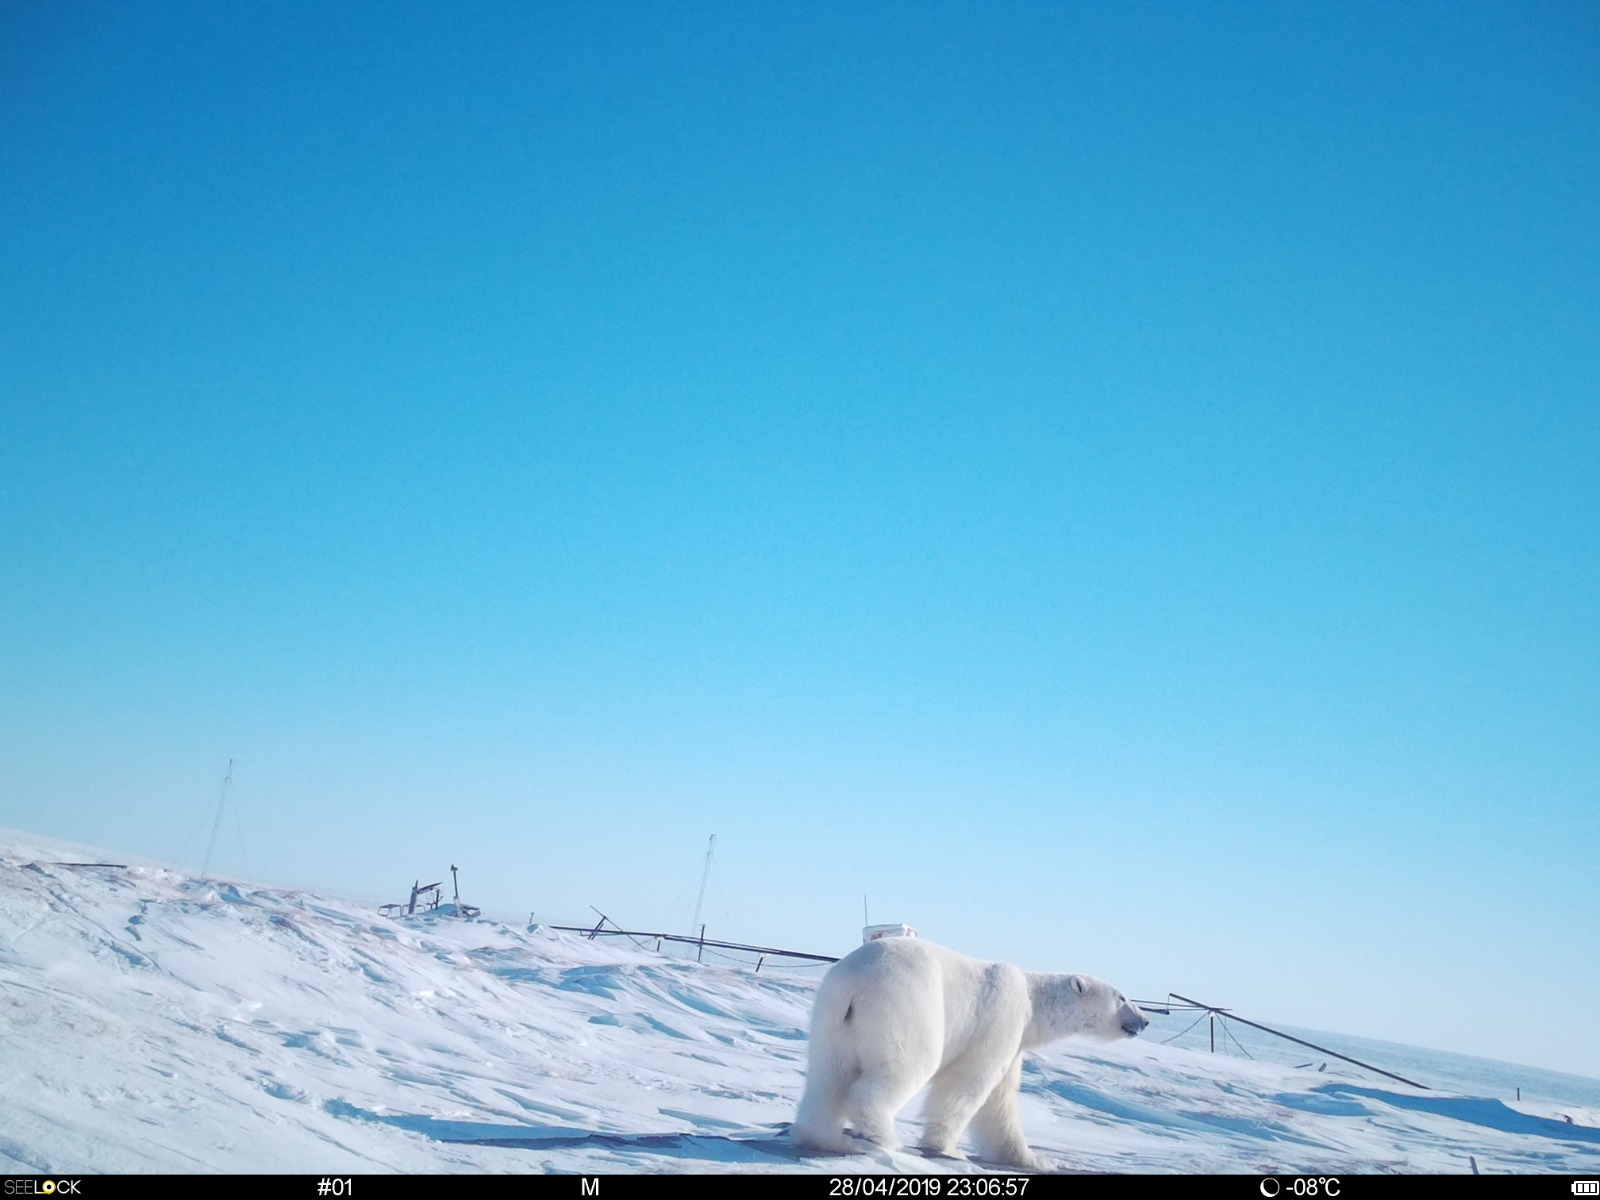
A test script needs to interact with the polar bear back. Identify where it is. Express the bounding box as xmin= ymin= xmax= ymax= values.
xmin=818 ymin=937 xmax=1032 ymax=1067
